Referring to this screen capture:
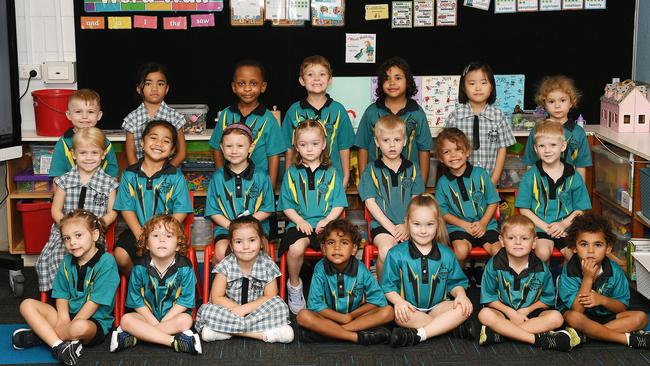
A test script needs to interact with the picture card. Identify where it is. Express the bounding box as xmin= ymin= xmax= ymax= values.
xmin=345 ymin=33 xmax=376 ymax=64
xmin=413 ymin=0 xmax=435 ymax=27
xmin=494 ymin=0 xmax=516 ymax=13
xmin=436 ymin=0 xmax=458 ymax=26
xmin=539 ymin=0 xmax=561 ymax=11
xmin=463 ymin=0 xmax=491 ymax=11
xmin=392 ymin=1 xmax=413 ymax=28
